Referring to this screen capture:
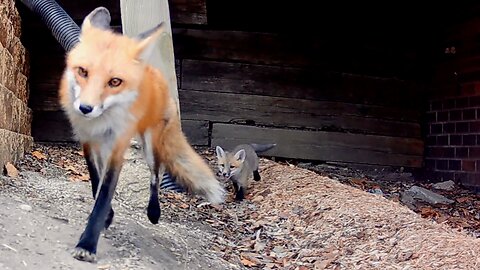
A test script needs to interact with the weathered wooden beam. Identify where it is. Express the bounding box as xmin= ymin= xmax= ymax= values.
xmin=173 ymin=28 xmax=322 ymax=67
xmin=212 ymin=124 xmax=424 ymax=168
xmin=181 ymin=119 xmax=209 ymax=146
xmin=181 ymin=59 xmax=424 ymax=110
xmin=120 ymin=0 xmax=180 ymax=118
xmin=32 ymin=111 xmax=207 ymax=144
xmin=169 ymin=0 xmax=207 ymax=25
xmin=179 ymin=90 xmax=422 ymax=138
